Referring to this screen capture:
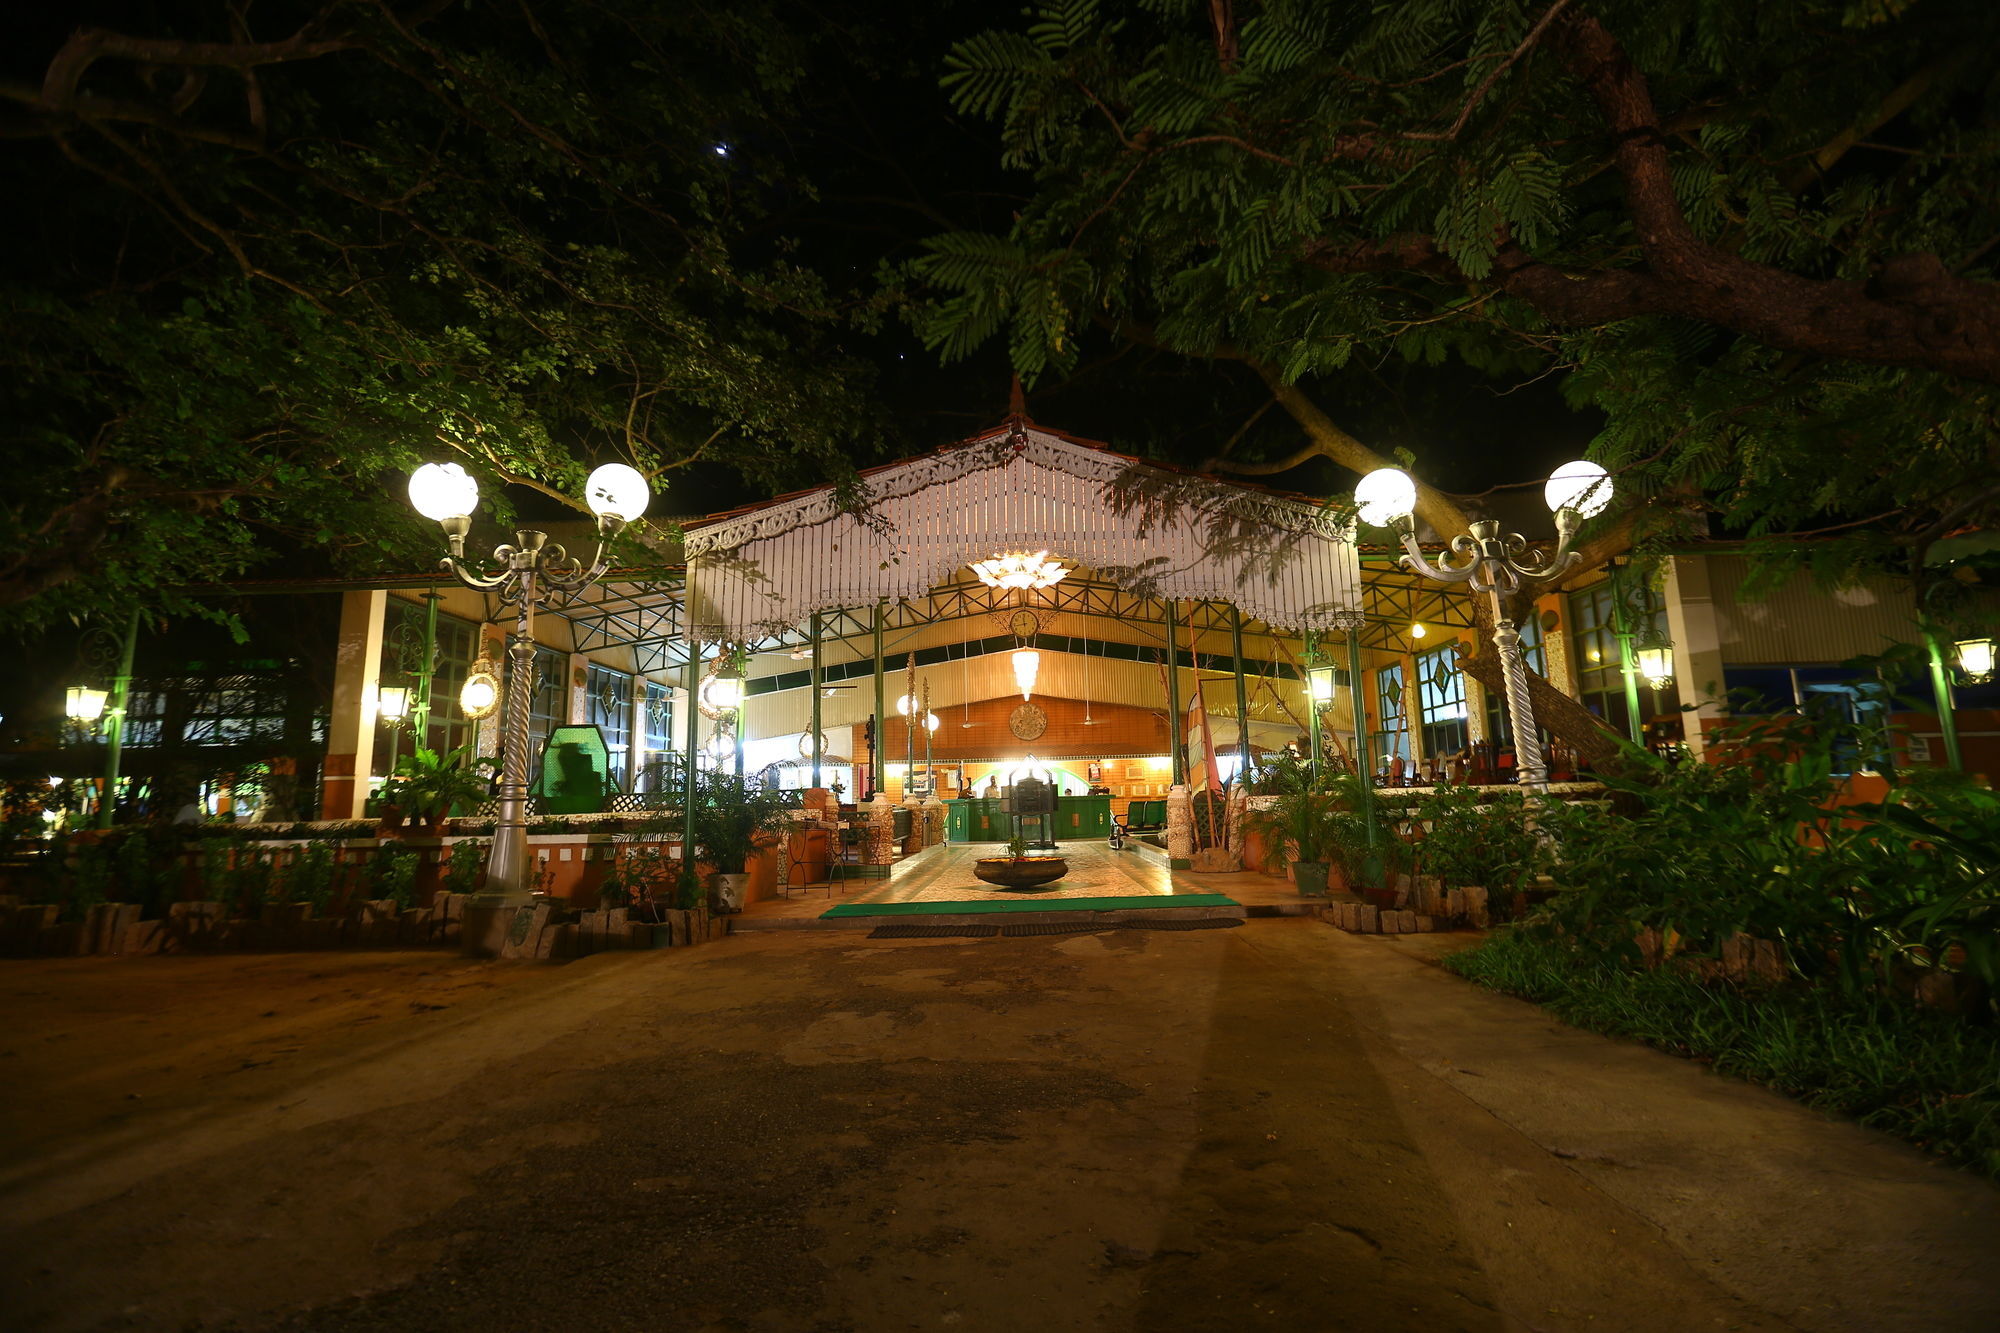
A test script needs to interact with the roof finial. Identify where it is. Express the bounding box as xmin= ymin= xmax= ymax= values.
xmin=1006 ymin=374 xmax=1029 ymax=423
